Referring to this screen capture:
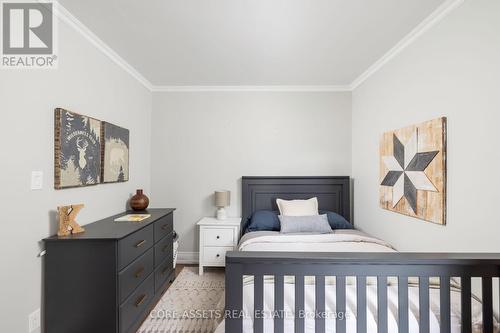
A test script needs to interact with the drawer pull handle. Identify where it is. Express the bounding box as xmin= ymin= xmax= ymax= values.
xmin=134 ymin=267 xmax=145 ymax=278
xmin=135 ymin=294 xmax=148 ymax=307
xmin=162 ymin=245 xmax=170 ymax=252
xmin=216 ymin=254 xmax=220 ymax=258
xmin=135 ymin=240 xmax=146 ymax=248
xmin=216 ymin=235 xmax=220 ymax=239
xmin=161 ymin=224 xmax=169 ymax=230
